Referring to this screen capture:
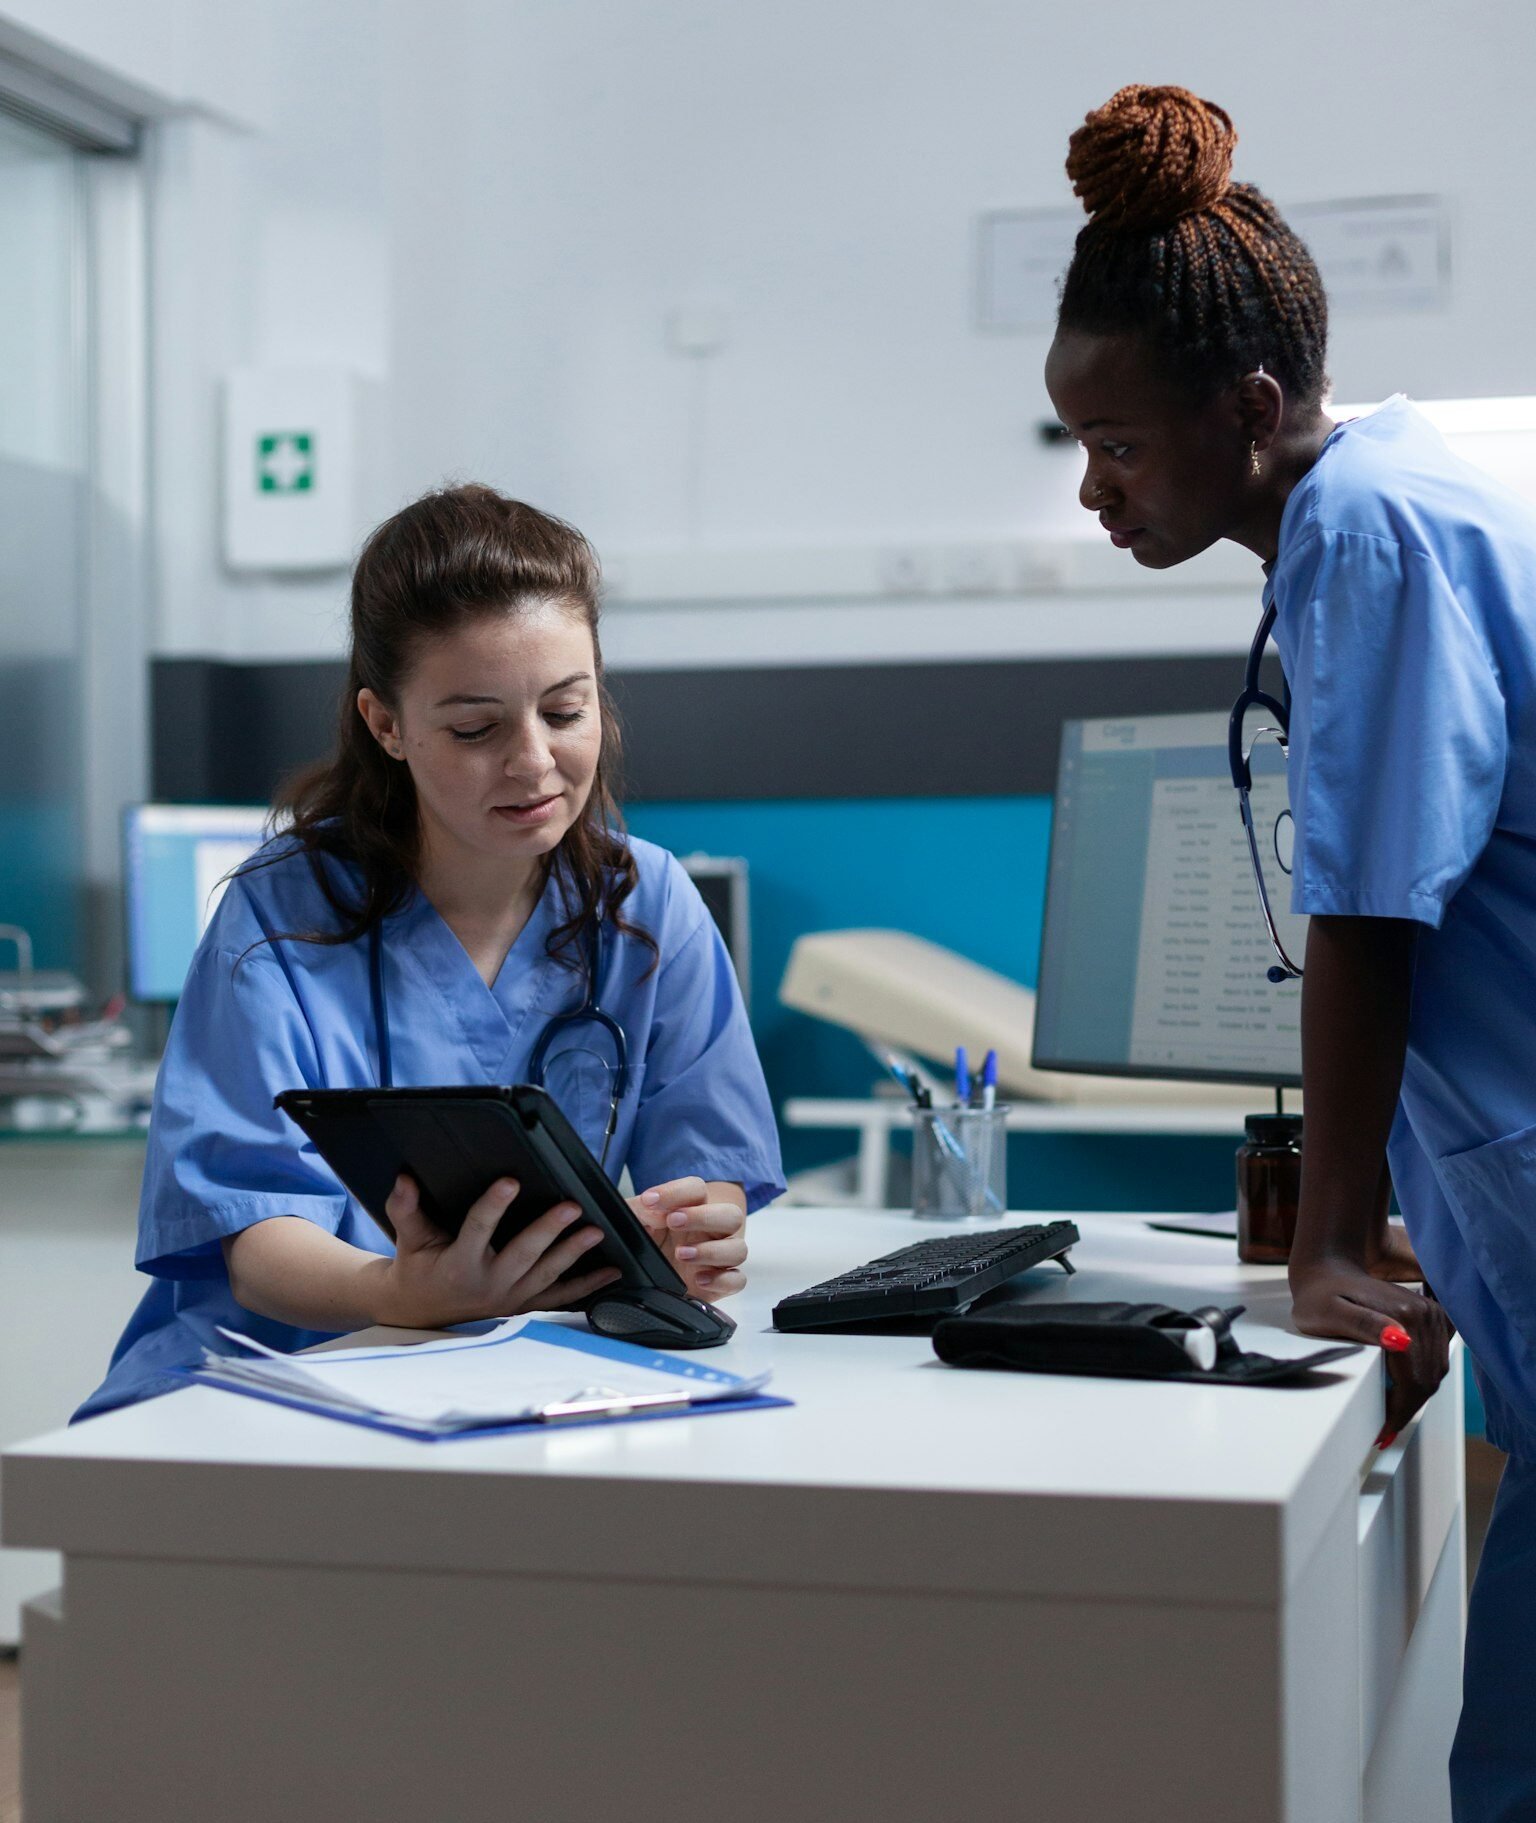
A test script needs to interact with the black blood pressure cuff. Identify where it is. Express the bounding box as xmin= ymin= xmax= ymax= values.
xmin=931 ymin=1301 xmax=1360 ymax=1385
